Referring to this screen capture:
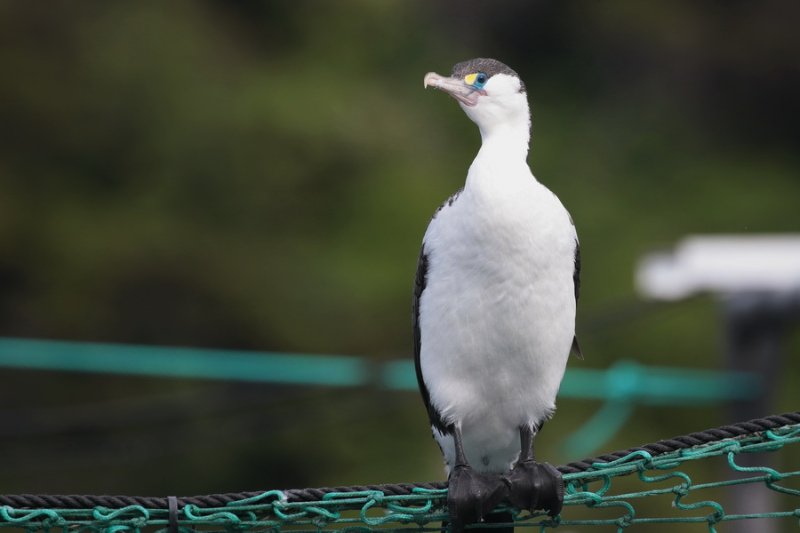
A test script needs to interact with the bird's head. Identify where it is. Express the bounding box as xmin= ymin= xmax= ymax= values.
xmin=424 ymin=58 xmax=529 ymax=136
